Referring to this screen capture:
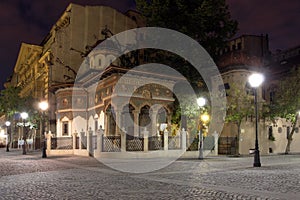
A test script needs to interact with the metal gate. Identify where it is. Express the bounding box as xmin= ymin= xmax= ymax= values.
xmin=218 ymin=137 xmax=237 ymax=155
